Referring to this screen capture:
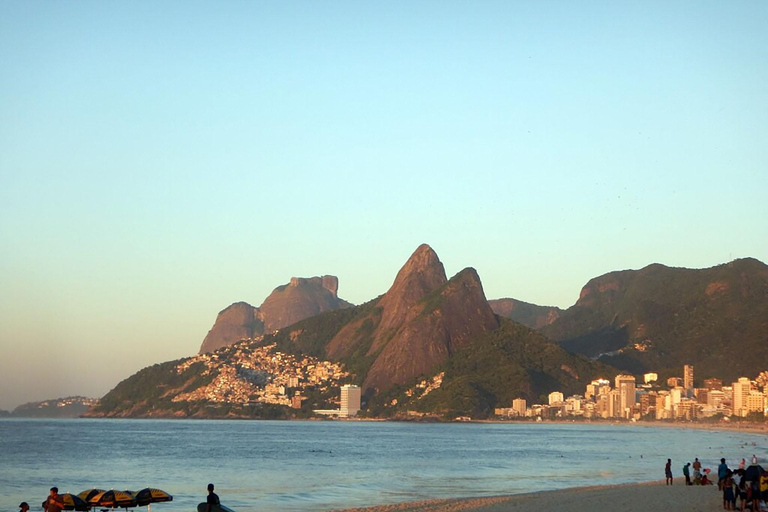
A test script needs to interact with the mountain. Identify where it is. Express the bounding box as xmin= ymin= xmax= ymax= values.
xmin=489 ymin=298 xmax=562 ymax=329
xmin=90 ymin=244 xmax=609 ymax=419
xmin=199 ymin=275 xmax=352 ymax=353
xmin=540 ymin=258 xmax=768 ymax=382
xmin=11 ymin=397 xmax=99 ymax=418
xmin=325 ymin=244 xmax=499 ymax=393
